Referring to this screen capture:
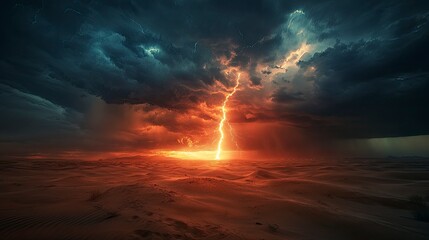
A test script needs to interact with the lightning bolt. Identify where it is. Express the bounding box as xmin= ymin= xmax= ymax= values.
xmin=215 ymin=73 xmax=241 ymax=160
